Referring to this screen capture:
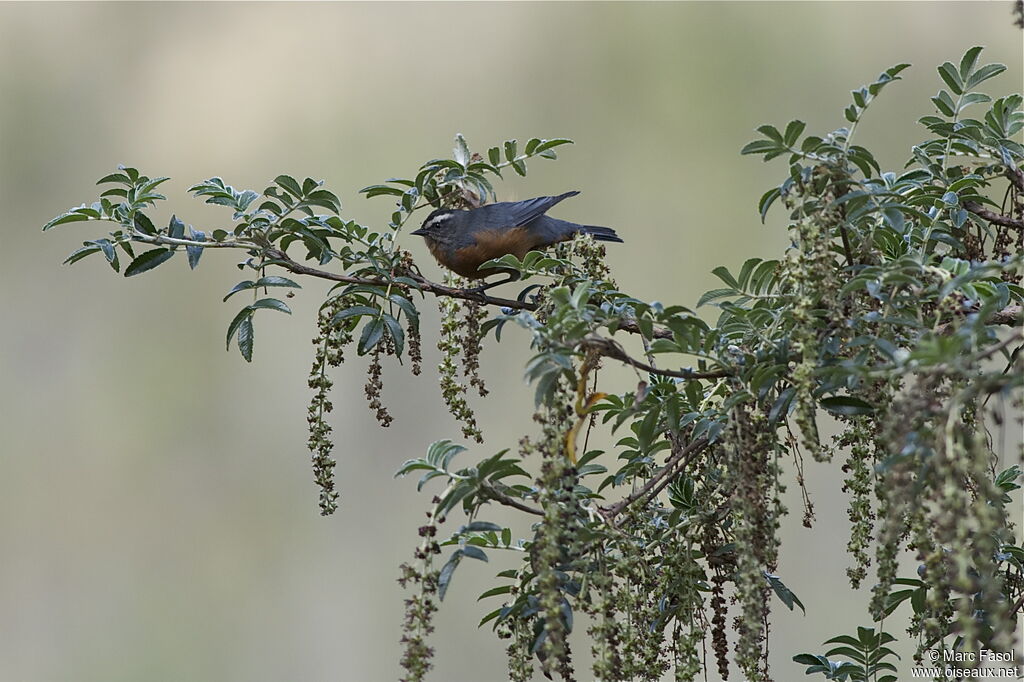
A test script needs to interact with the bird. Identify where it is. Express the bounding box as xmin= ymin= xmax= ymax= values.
xmin=410 ymin=191 xmax=622 ymax=290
